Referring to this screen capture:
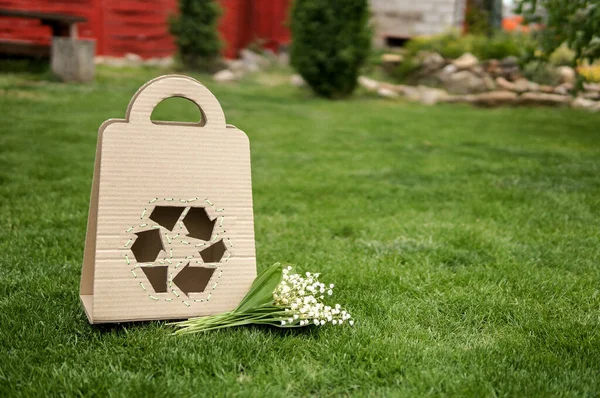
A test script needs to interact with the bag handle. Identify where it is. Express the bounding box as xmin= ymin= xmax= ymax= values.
xmin=125 ymin=75 xmax=226 ymax=128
